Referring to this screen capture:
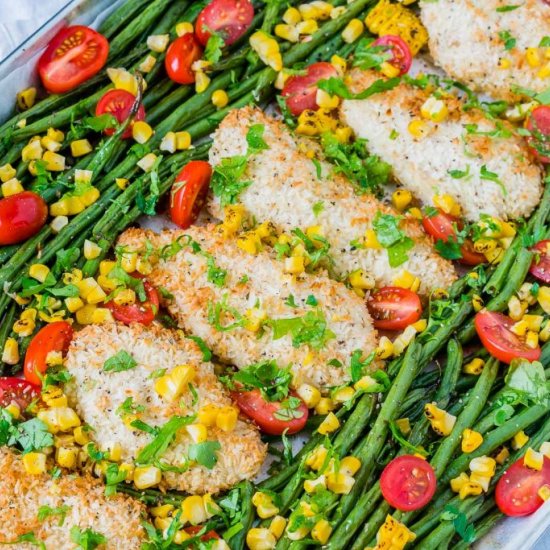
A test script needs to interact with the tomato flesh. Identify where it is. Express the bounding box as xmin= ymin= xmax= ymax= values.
xmin=196 ymin=0 xmax=254 ymax=46
xmin=0 ymin=191 xmax=48 ymax=246
xmin=529 ymin=239 xmax=550 ymax=283
xmin=170 ymin=161 xmax=212 ymax=229
xmin=231 ymin=388 xmax=308 ymax=435
xmin=281 ymin=62 xmax=339 ymax=116
xmin=105 ymin=279 xmax=159 ymax=326
xmin=38 ymin=25 xmax=109 ymax=94
xmin=380 ymin=455 xmax=437 ymax=511
xmin=496 ymin=456 xmax=550 ymax=516
xmin=372 ymin=35 xmax=412 ymax=75
xmin=422 ymin=209 xmax=485 ymax=266
xmin=24 ymin=321 xmax=74 ymax=386
xmin=366 ymin=287 xmax=422 ymax=331
xmin=165 ymin=34 xmax=204 ymax=85
xmin=96 ymin=89 xmax=145 ymax=139
xmin=474 ymin=311 xmax=541 ymax=364
xmin=0 ymin=378 xmax=40 ymax=411
xmin=184 ymin=526 xmax=220 ymax=541
xmin=526 ymin=105 xmax=550 ymax=163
